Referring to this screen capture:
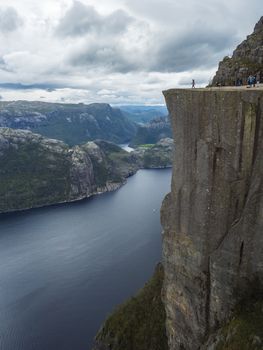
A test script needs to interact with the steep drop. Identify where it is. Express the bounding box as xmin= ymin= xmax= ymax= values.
xmin=162 ymin=88 xmax=263 ymax=350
